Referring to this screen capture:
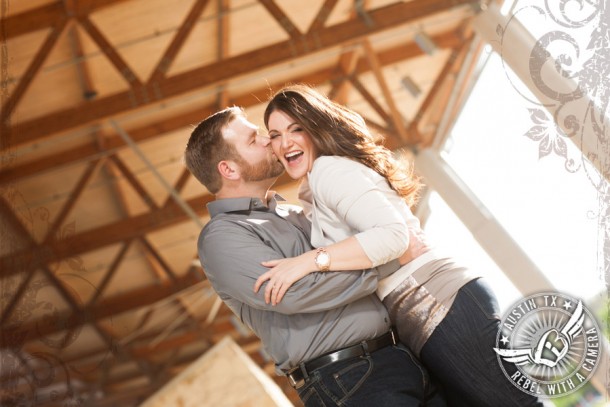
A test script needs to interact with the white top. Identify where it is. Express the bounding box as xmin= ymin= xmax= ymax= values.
xmin=299 ymin=156 xmax=438 ymax=300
